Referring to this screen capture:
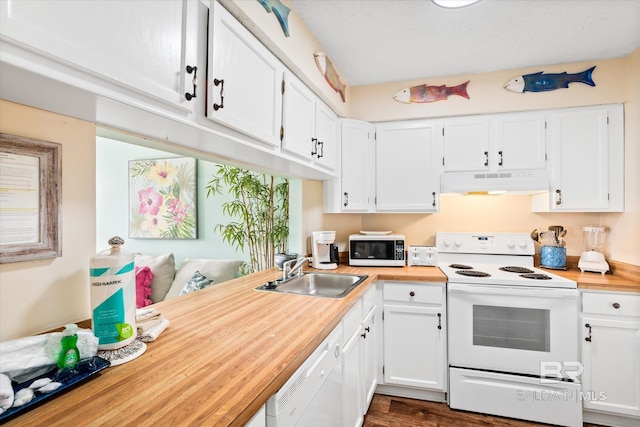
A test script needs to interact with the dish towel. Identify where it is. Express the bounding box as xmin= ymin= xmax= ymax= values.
xmin=0 ymin=373 xmax=13 ymax=412
xmin=135 ymin=308 xmax=170 ymax=343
